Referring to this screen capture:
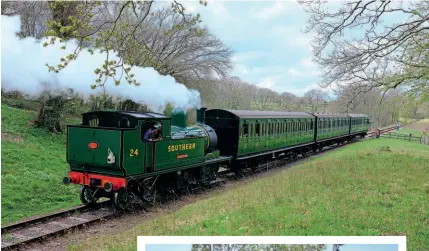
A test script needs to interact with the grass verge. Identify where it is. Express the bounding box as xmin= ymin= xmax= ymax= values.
xmin=1 ymin=105 xmax=81 ymax=225
xmin=70 ymin=138 xmax=429 ymax=251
